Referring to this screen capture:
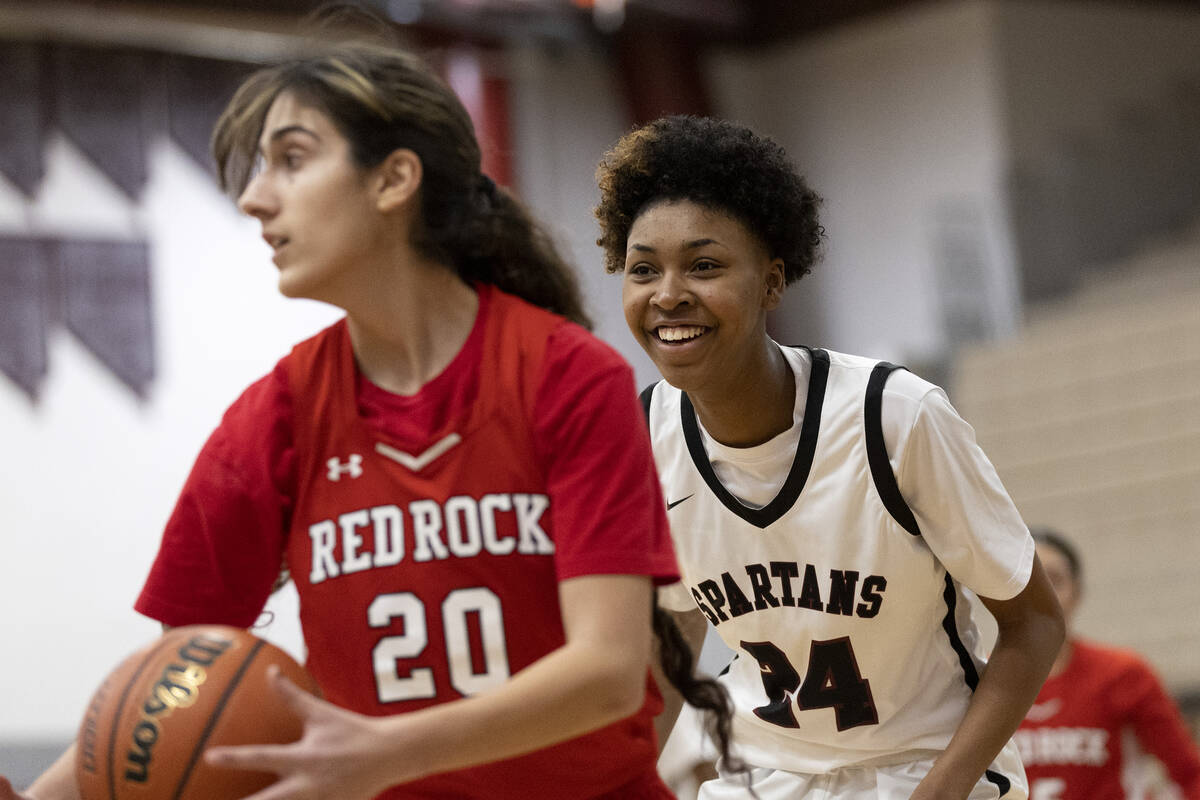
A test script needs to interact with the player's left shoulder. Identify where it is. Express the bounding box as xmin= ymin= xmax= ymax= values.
xmin=489 ymin=287 xmax=622 ymax=367
xmin=1077 ymin=639 xmax=1158 ymax=681
xmin=532 ymin=325 xmax=640 ymax=406
xmin=818 ymin=346 xmax=944 ymax=407
xmin=815 ymin=346 xmax=876 ymax=373
xmin=549 ymin=318 xmax=627 ymax=368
